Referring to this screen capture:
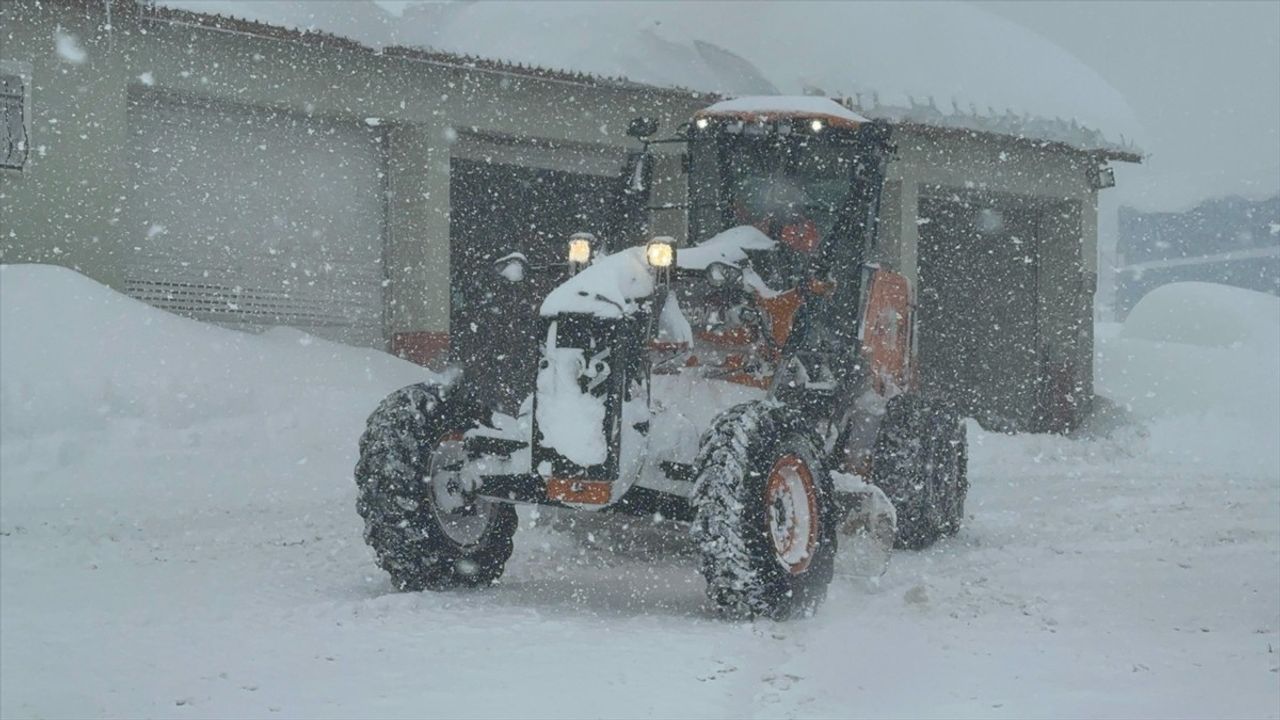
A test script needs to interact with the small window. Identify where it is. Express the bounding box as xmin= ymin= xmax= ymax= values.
xmin=1 ymin=73 xmax=28 ymax=170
